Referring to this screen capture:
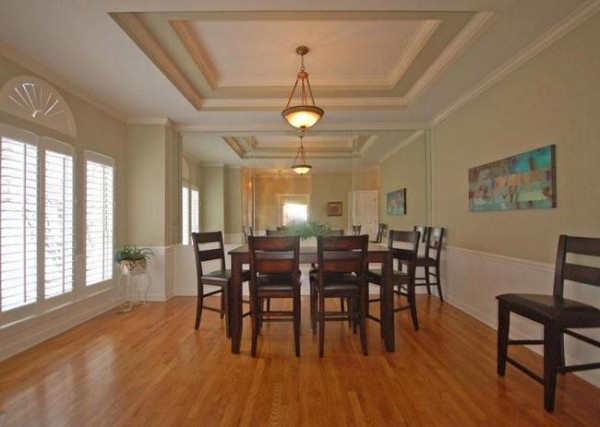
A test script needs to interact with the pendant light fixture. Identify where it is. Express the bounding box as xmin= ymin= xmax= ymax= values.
xmin=291 ymin=132 xmax=311 ymax=175
xmin=282 ymin=46 xmax=324 ymax=130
